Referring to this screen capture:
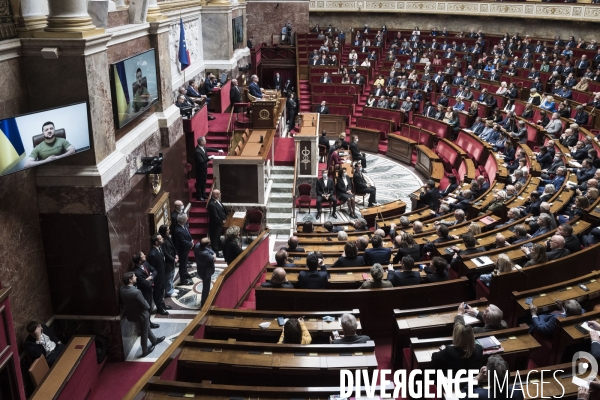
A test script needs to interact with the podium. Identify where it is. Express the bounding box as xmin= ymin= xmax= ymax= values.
xmin=251 ymin=100 xmax=277 ymax=129
xmin=294 ymin=113 xmax=320 ymax=178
